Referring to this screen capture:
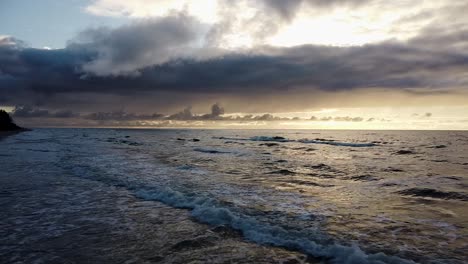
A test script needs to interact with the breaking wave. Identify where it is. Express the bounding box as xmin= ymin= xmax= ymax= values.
xmin=193 ymin=148 xmax=233 ymax=154
xmin=398 ymin=188 xmax=468 ymax=201
xmin=136 ymin=188 xmax=414 ymax=264
xmin=297 ymin=139 xmax=376 ymax=147
xmin=67 ymin=148 xmax=412 ymax=263
xmin=250 ymin=136 xmax=290 ymax=142
xmin=216 ymin=136 xmax=376 ymax=147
